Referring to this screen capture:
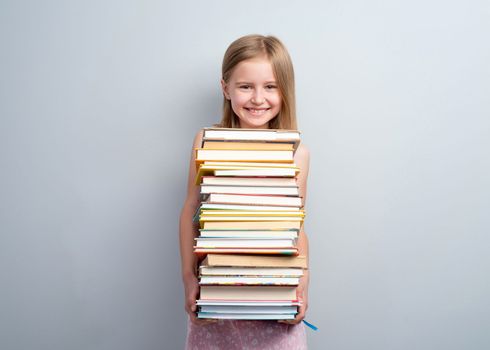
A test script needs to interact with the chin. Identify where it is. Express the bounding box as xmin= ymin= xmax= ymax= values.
xmin=238 ymin=114 xmax=276 ymax=129
xmin=241 ymin=119 xmax=271 ymax=129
